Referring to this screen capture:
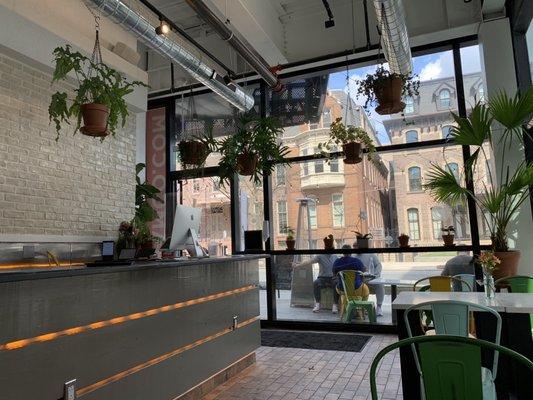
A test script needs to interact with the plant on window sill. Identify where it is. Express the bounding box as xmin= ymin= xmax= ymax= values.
xmin=424 ymin=88 xmax=533 ymax=278
xmin=48 ymin=45 xmax=147 ymax=140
